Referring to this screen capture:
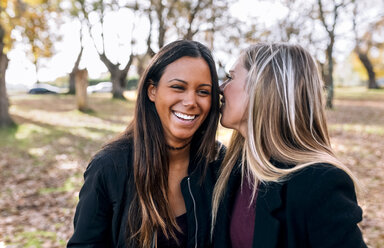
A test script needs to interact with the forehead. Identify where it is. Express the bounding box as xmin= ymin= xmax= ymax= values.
xmin=161 ymin=56 xmax=212 ymax=82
